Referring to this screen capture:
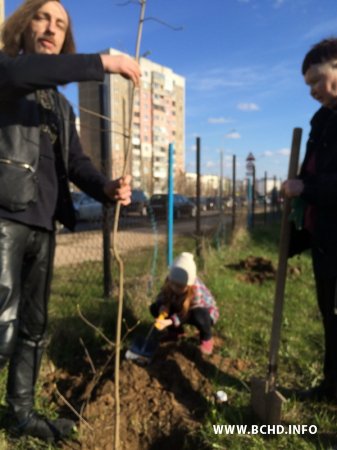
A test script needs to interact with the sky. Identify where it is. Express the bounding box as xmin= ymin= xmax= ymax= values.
xmin=5 ymin=0 xmax=337 ymax=181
